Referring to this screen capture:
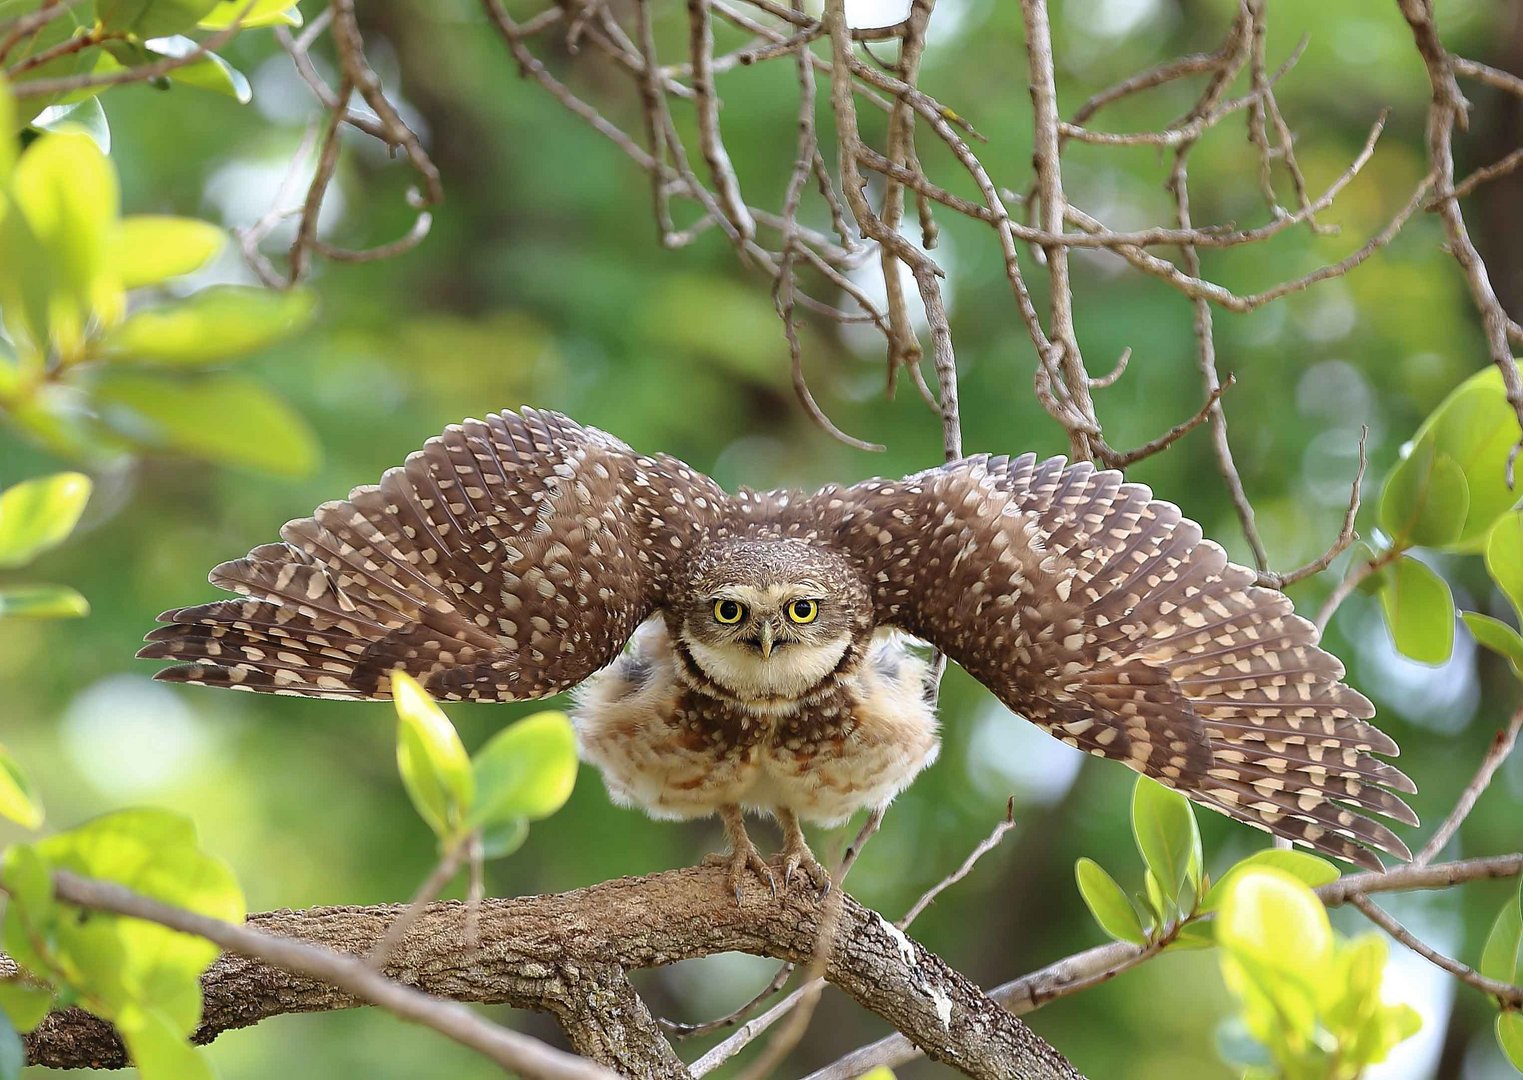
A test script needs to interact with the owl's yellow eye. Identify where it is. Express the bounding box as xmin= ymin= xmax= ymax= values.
xmin=714 ymin=599 xmax=745 ymax=625
xmin=787 ymin=599 xmax=819 ymax=624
